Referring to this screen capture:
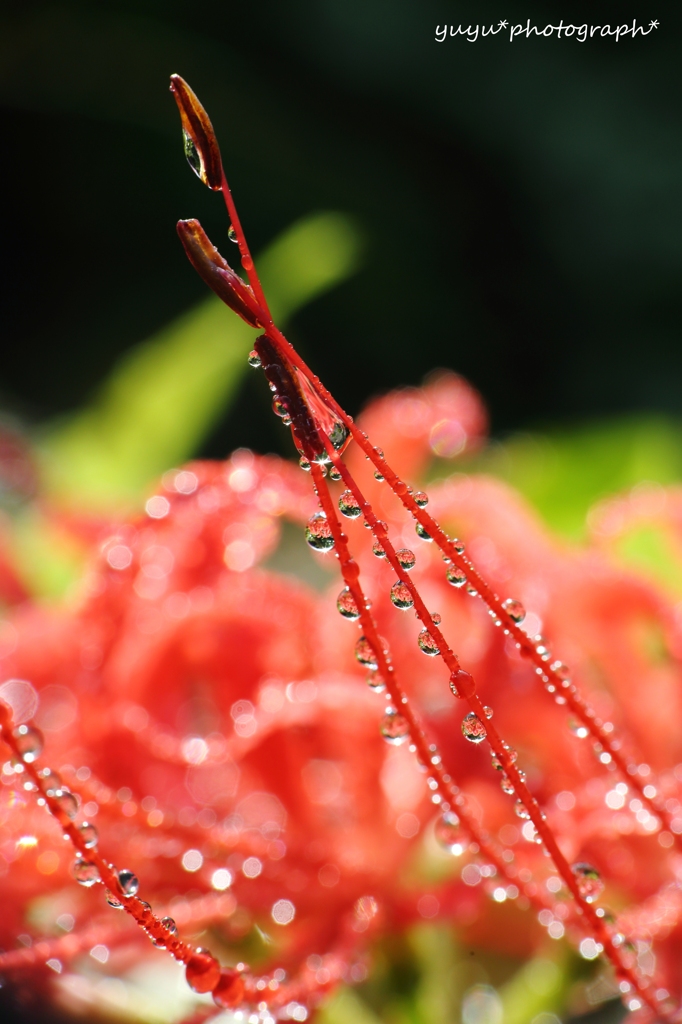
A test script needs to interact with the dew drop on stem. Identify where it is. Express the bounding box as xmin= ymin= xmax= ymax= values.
xmin=390 ymin=582 xmax=414 ymax=610
xmin=446 ymin=566 xmax=467 ymax=588
xmin=461 ymin=713 xmax=486 ymax=744
xmin=339 ymin=491 xmax=362 ymax=518
xmin=435 ymin=812 xmax=465 ymax=855
xmin=380 ymin=712 xmax=410 ymax=745
xmin=305 ymin=512 xmax=334 ymax=552
xmin=397 ymin=549 xmax=416 ymax=571
xmin=337 ymin=587 xmax=360 ymax=620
